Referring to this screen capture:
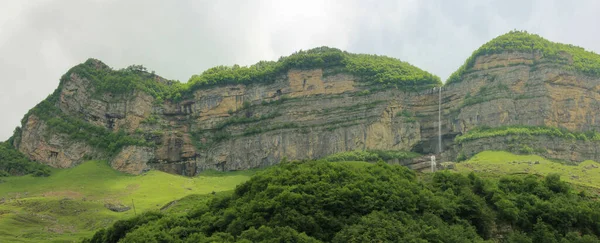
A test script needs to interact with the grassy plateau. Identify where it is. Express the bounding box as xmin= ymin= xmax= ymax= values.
xmin=455 ymin=151 xmax=600 ymax=190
